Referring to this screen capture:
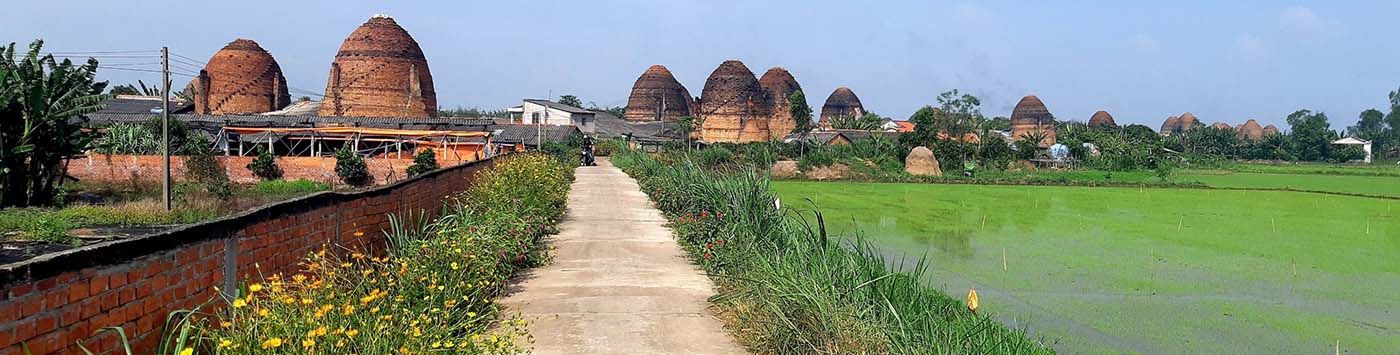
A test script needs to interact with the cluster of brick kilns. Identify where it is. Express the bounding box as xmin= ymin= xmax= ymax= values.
xmin=622 ymin=60 xmax=868 ymax=143
xmin=1157 ymin=113 xmax=1277 ymax=141
xmin=191 ymin=15 xmax=437 ymax=118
